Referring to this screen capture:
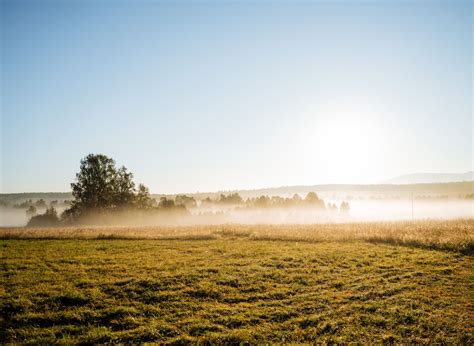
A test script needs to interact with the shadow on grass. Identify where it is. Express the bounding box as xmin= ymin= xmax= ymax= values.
xmin=364 ymin=237 xmax=474 ymax=256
